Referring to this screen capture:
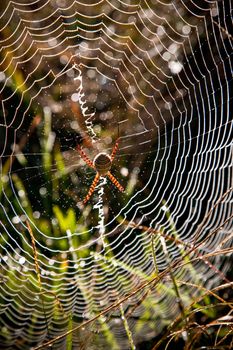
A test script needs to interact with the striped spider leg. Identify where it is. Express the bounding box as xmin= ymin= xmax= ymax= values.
xmin=77 ymin=139 xmax=124 ymax=204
